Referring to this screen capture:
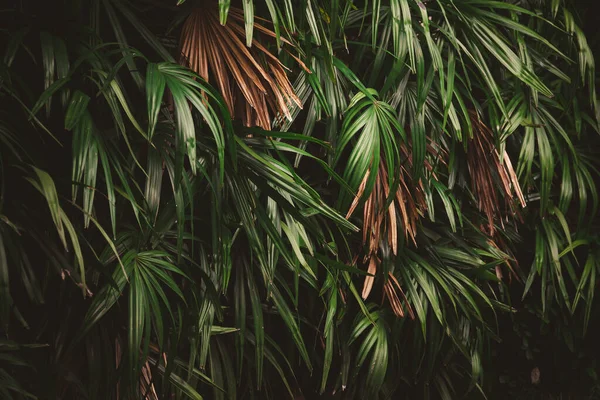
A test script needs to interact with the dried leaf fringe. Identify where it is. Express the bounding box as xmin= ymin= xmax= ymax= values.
xmin=467 ymin=110 xmax=525 ymax=236
xmin=179 ymin=6 xmax=301 ymax=130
